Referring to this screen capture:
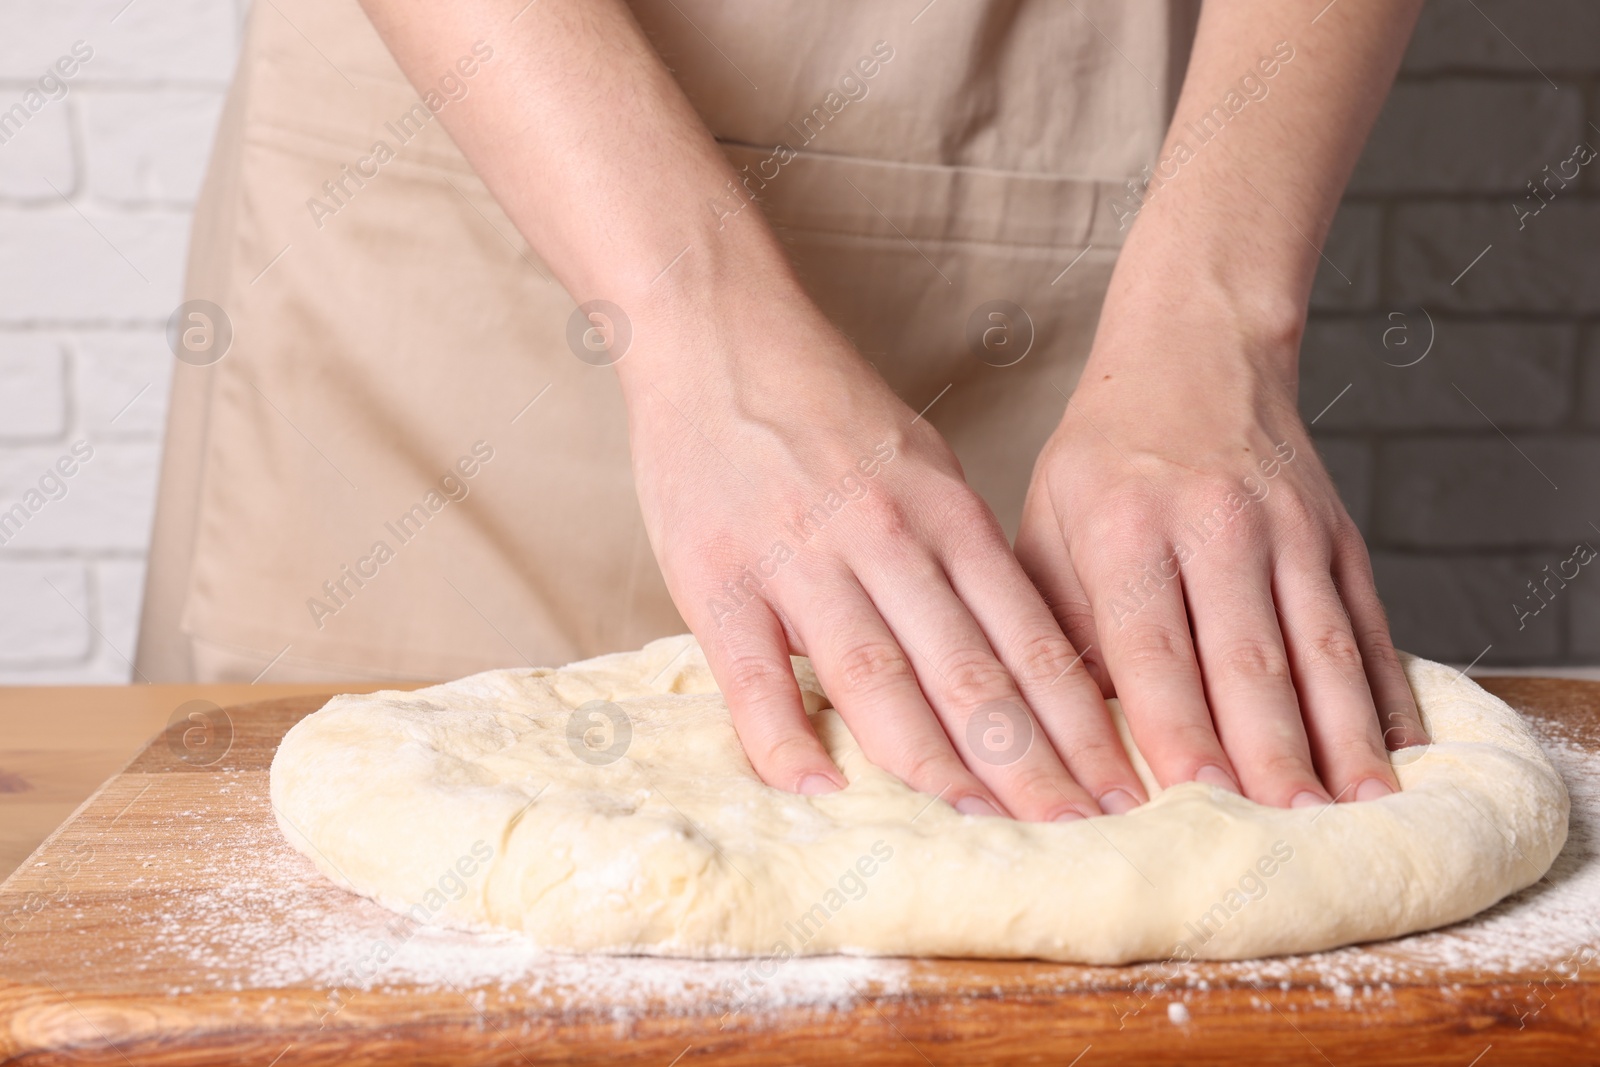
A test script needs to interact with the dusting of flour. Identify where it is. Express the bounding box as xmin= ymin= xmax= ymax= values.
xmin=100 ymin=721 xmax=1596 ymax=1016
